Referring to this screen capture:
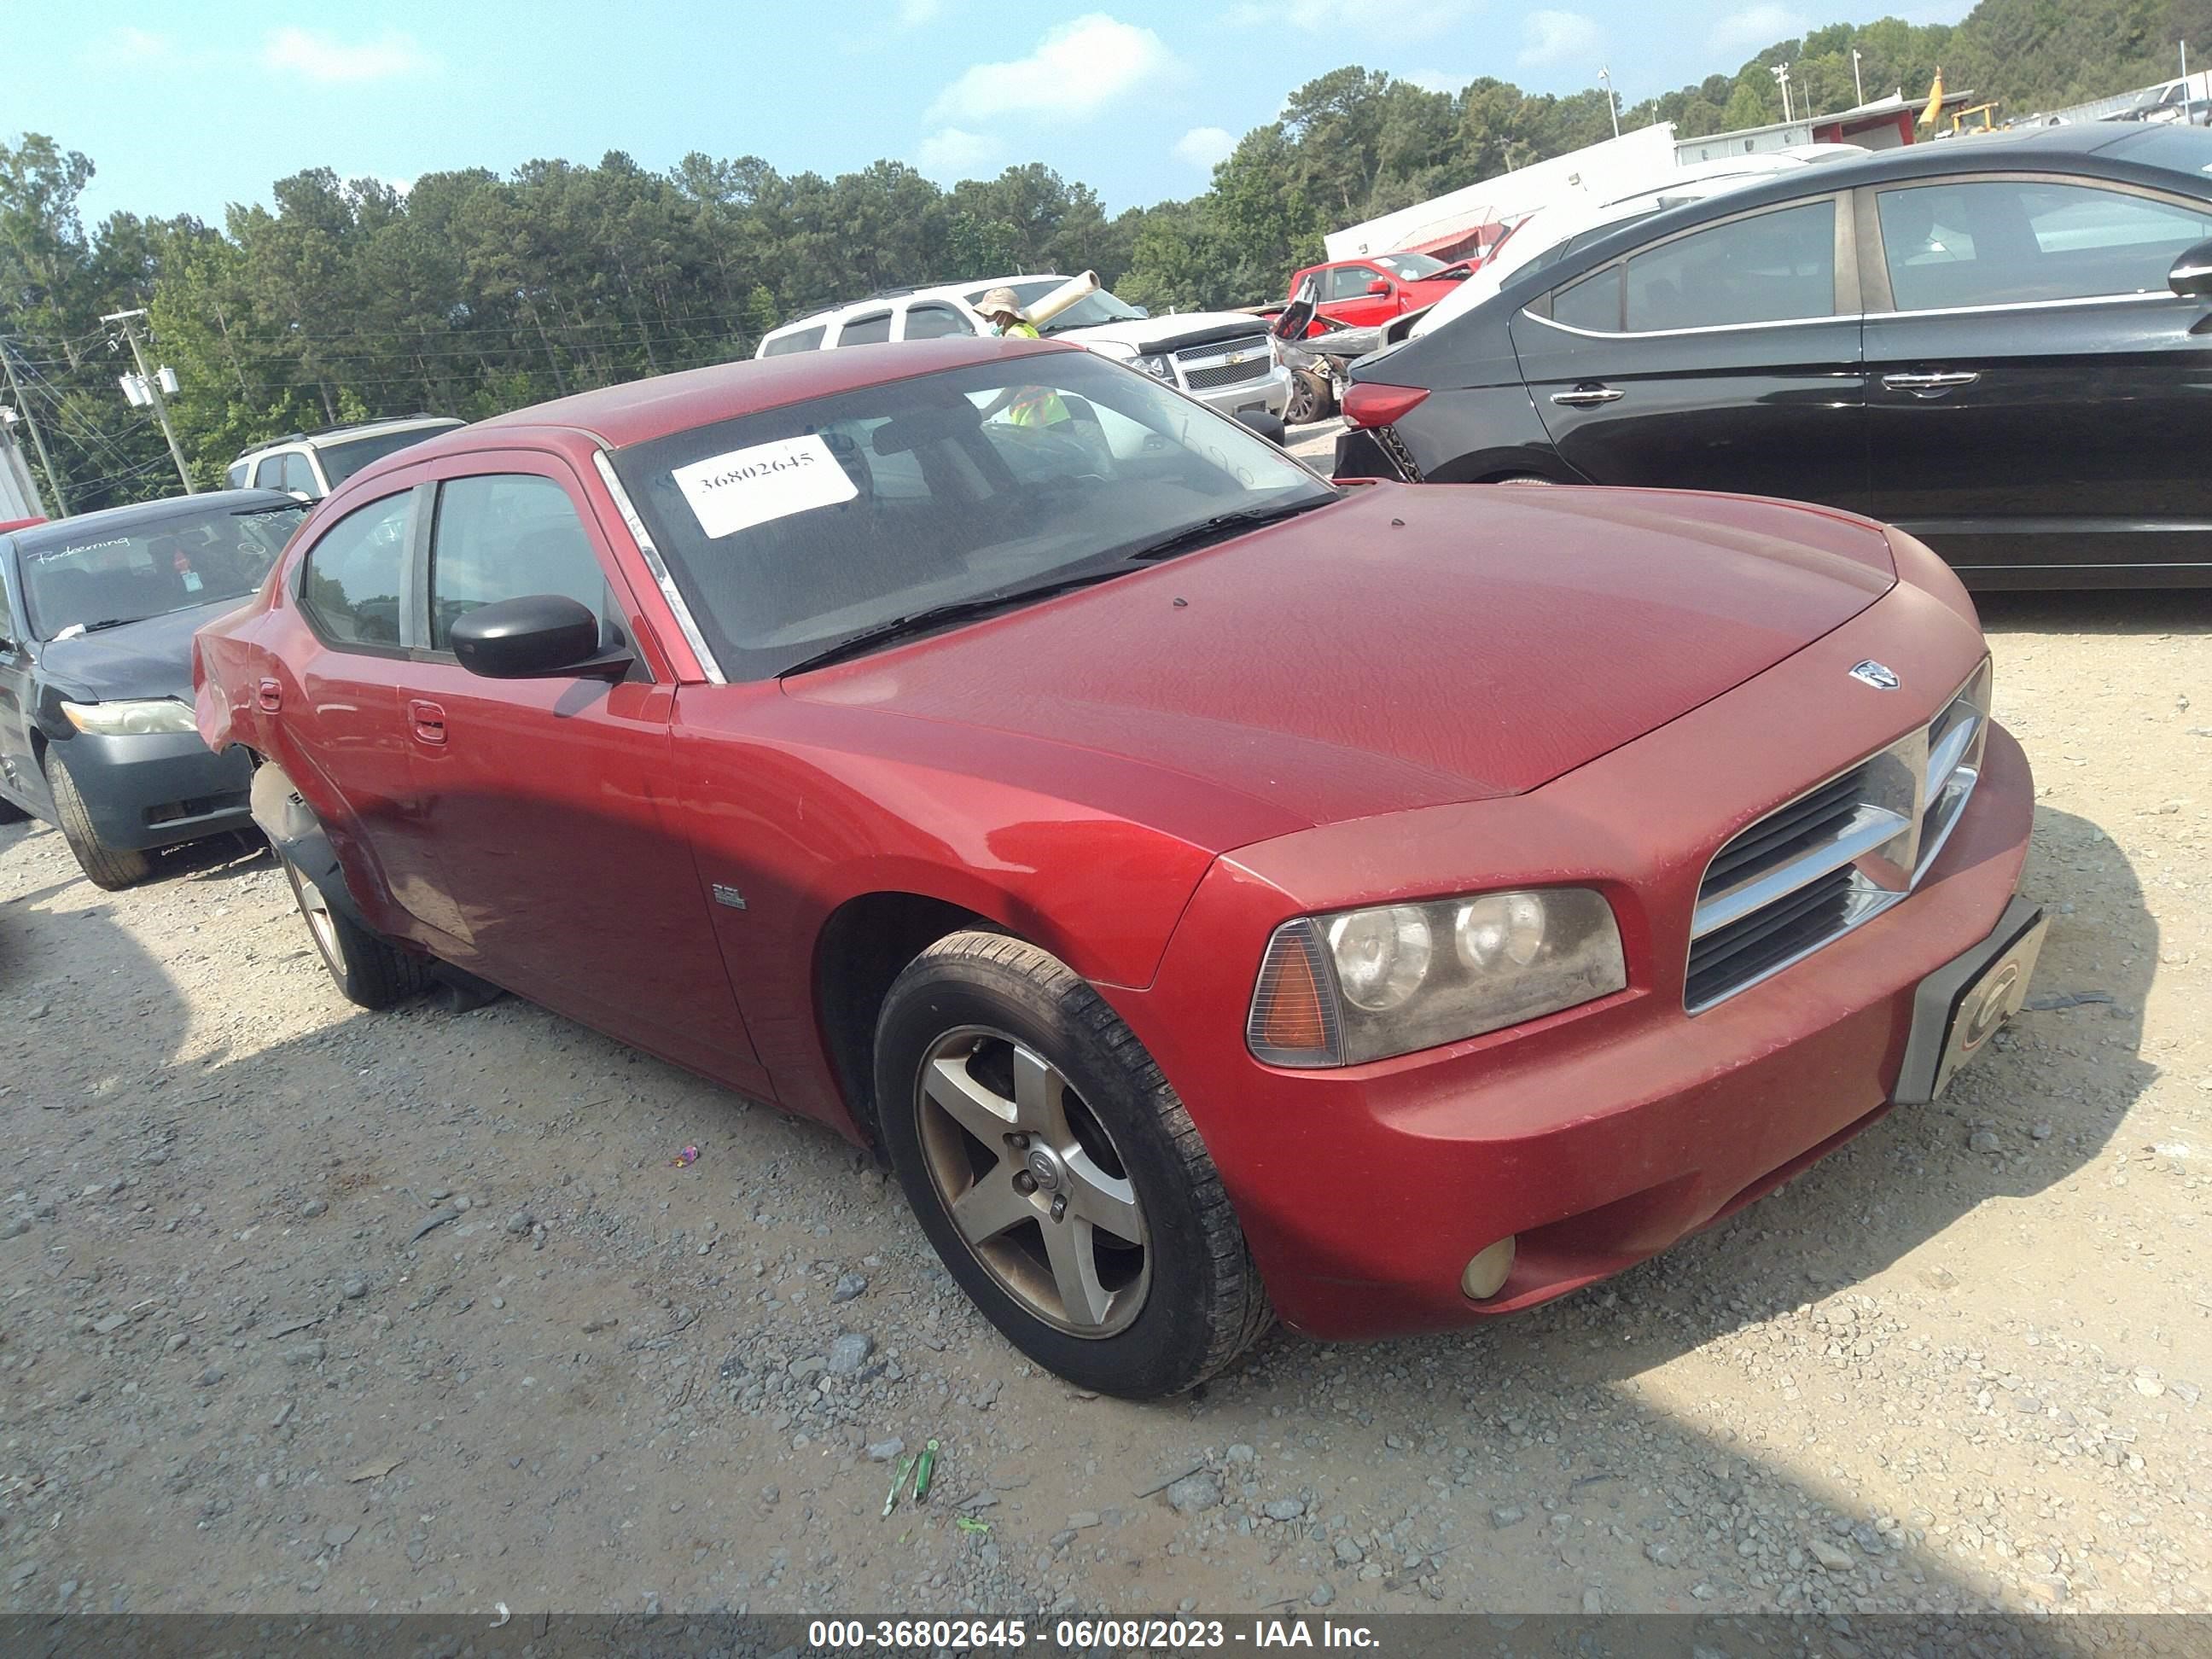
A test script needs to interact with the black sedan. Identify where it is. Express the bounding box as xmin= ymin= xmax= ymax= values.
xmin=1336 ymin=124 xmax=2212 ymax=588
xmin=0 ymin=492 xmax=306 ymax=887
